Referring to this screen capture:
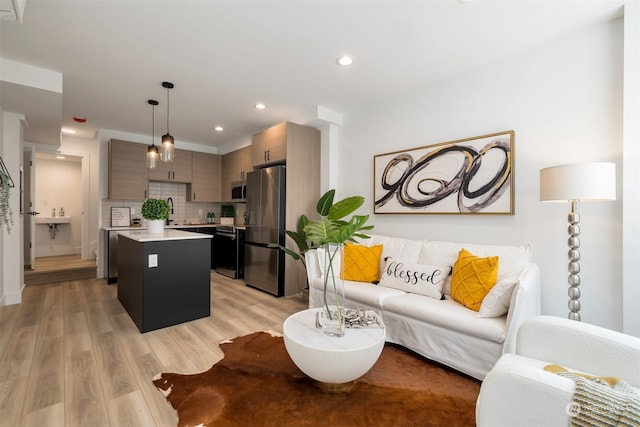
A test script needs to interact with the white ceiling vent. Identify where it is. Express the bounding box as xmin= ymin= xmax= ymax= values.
xmin=0 ymin=0 xmax=26 ymax=22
